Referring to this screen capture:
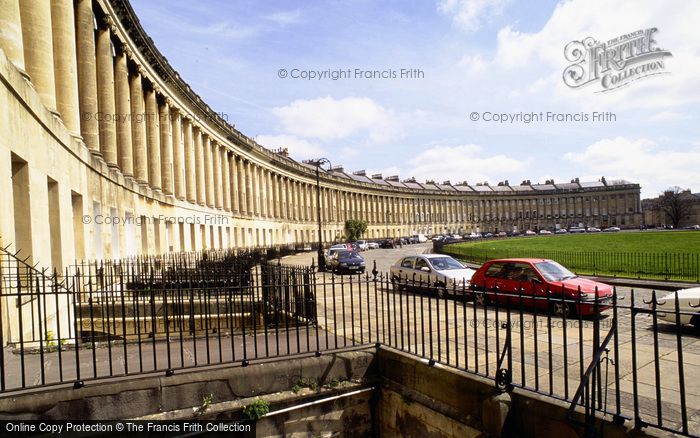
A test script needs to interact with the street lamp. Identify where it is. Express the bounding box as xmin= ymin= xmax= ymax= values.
xmin=307 ymin=158 xmax=331 ymax=271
